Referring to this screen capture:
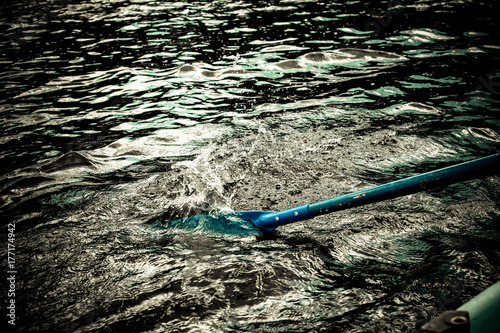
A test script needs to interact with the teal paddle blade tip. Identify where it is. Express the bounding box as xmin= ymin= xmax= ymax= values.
xmin=158 ymin=211 xmax=267 ymax=236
